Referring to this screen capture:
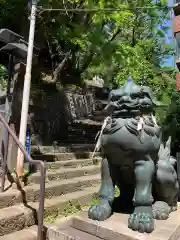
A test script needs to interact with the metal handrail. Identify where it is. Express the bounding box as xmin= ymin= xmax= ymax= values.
xmin=0 ymin=113 xmax=46 ymax=240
